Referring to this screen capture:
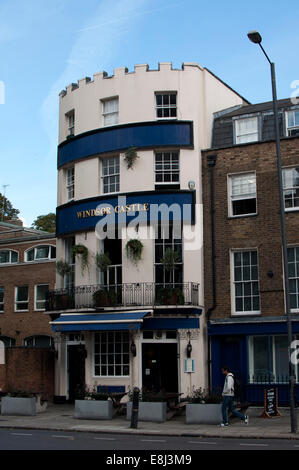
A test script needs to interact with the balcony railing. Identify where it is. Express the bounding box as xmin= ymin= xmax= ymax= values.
xmin=45 ymin=282 xmax=199 ymax=311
